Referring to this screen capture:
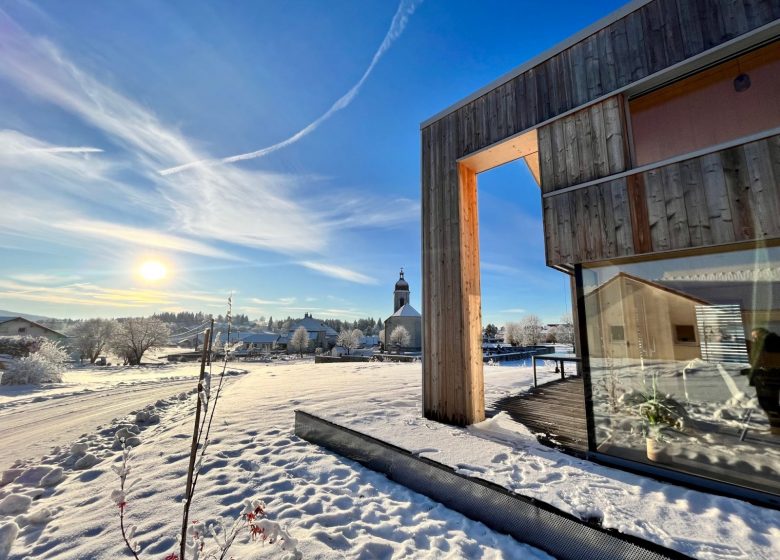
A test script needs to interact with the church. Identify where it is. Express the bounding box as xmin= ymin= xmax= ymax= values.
xmin=383 ymin=269 xmax=422 ymax=352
